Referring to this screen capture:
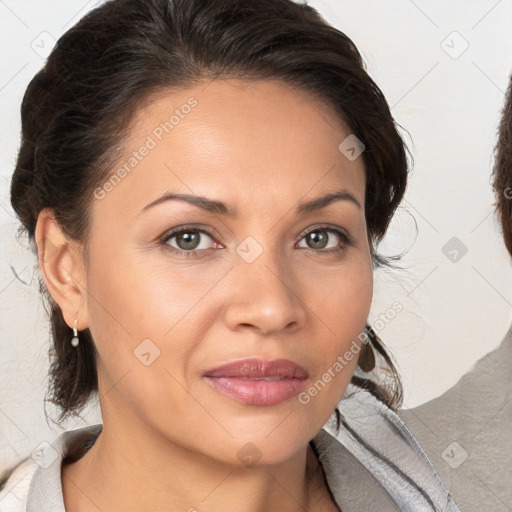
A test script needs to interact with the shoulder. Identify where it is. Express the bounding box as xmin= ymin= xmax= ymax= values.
xmin=313 ymin=428 xmax=402 ymax=511
xmin=0 ymin=423 xmax=103 ymax=511
xmin=398 ymin=331 xmax=512 ymax=510
xmin=0 ymin=457 xmax=39 ymax=511
xmin=327 ymin=385 xmax=461 ymax=512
